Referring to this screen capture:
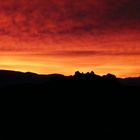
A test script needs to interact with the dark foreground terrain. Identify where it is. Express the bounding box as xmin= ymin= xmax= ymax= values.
xmin=1 ymin=70 xmax=140 ymax=139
